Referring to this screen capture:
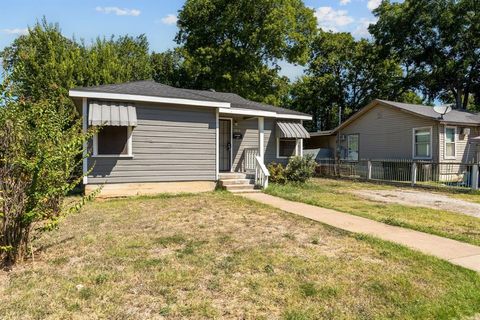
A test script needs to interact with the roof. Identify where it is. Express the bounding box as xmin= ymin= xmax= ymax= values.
xmin=376 ymin=100 xmax=480 ymax=125
xmin=309 ymin=130 xmax=336 ymax=137
xmin=335 ymin=99 xmax=480 ymax=132
xmin=71 ymin=80 xmax=309 ymax=118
